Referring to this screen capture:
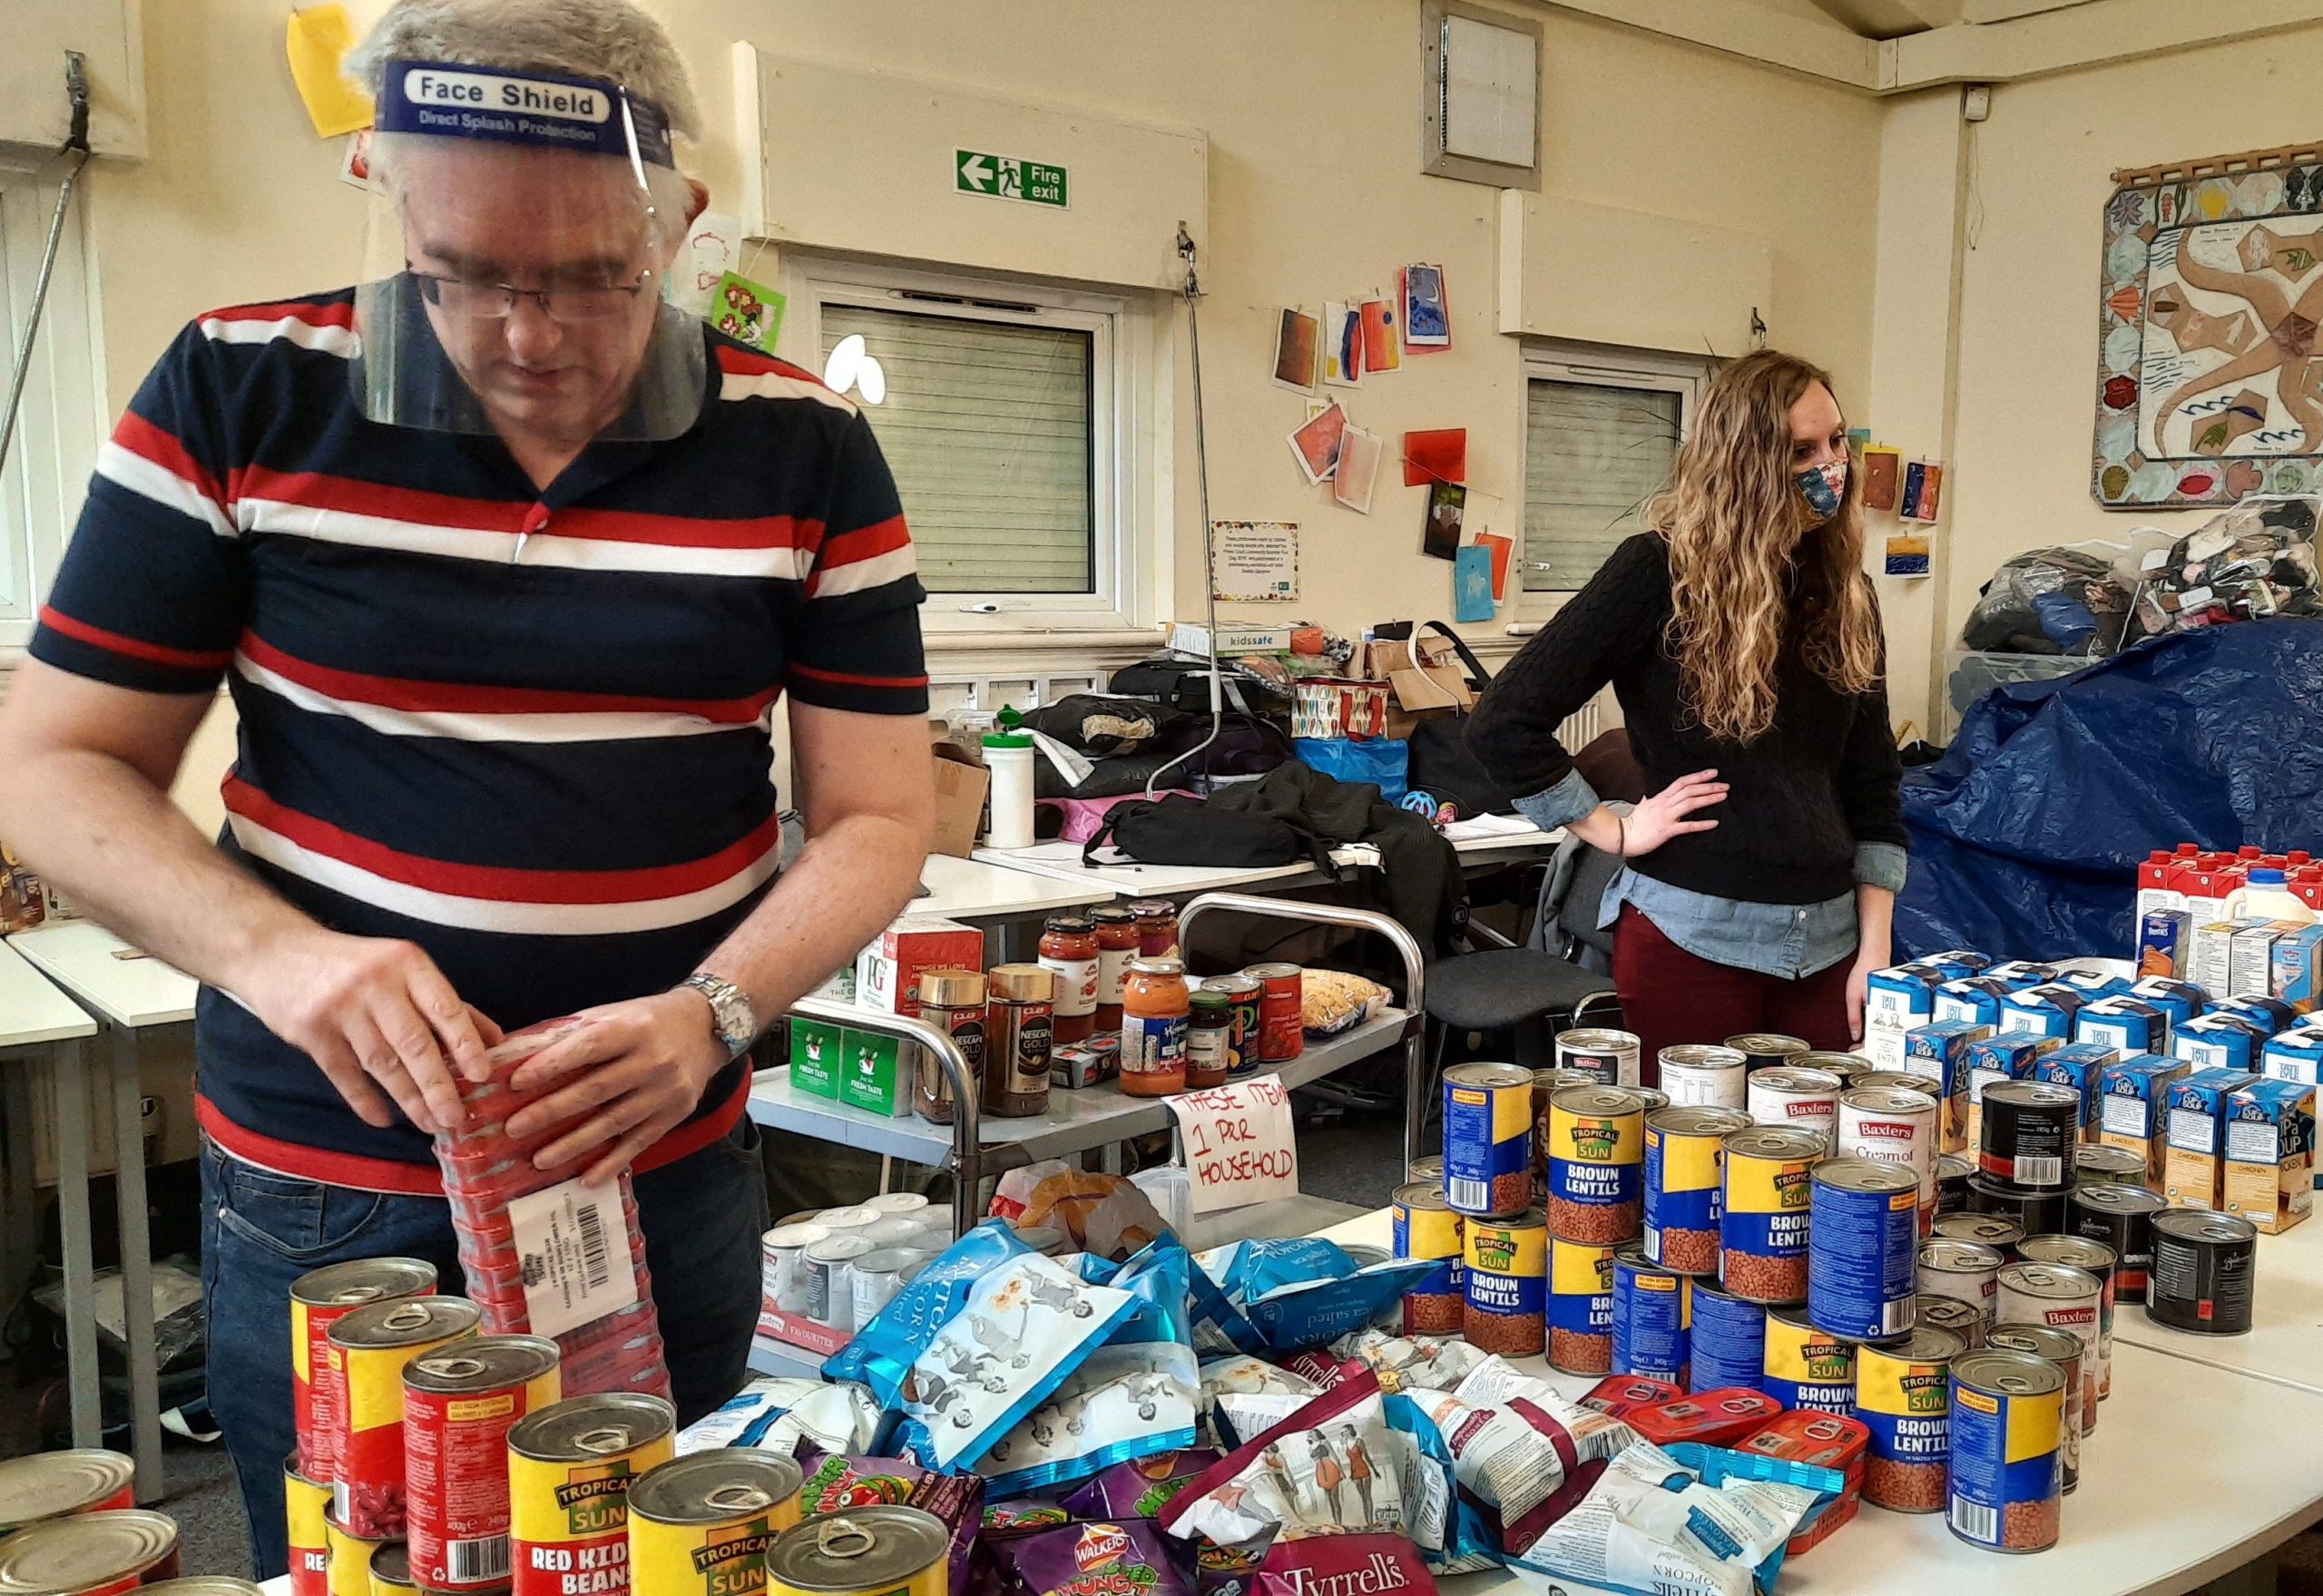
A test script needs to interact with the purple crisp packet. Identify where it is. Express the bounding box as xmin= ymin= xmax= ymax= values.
xmin=795 ymin=1452 xmax=983 ymax=1593
xmin=993 ymin=1519 xmax=1198 ymax=1596
xmin=1060 ymin=1448 xmax=1222 ymax=1520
